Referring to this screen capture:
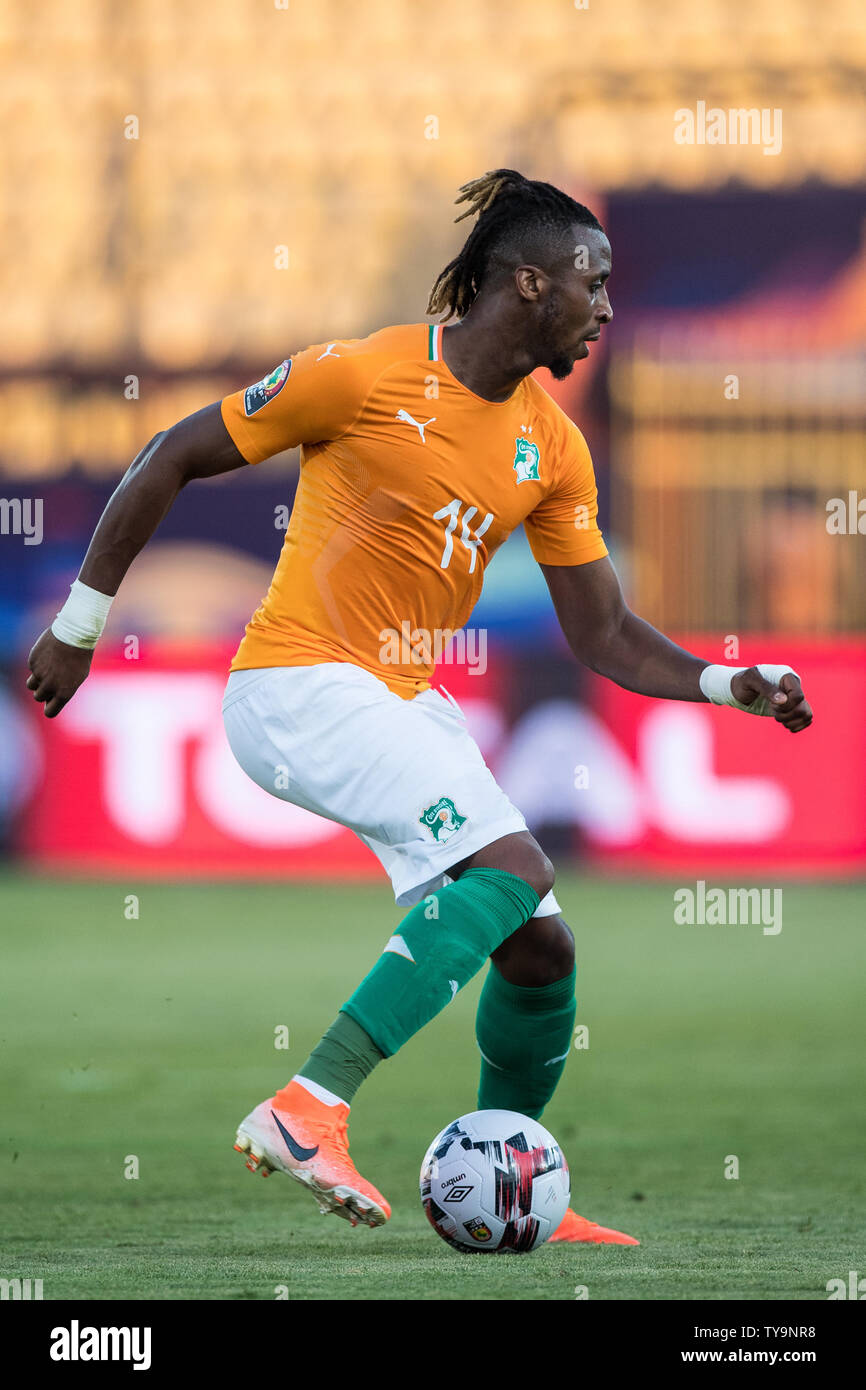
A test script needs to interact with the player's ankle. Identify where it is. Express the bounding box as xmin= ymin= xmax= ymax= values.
xmin=290 ymin=1075 xmax=348 ymax=1108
